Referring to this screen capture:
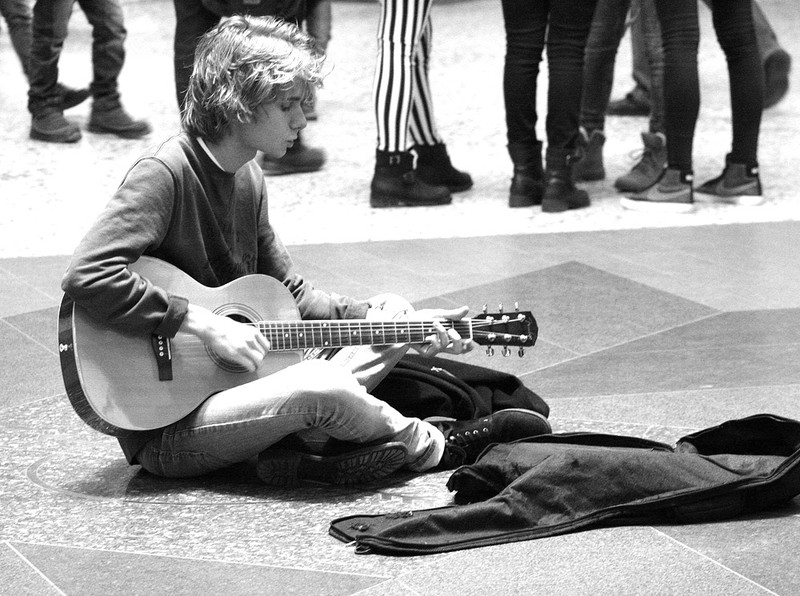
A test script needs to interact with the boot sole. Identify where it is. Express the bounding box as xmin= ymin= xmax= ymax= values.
xmin=30 ymin=127 xmax=82 ymax=143
xmin=370 ymin=193 xmax=452 ymax=208
xmin=87 ymin=124 xmax=151 ymax=139
xmin=257 ymin=442 xmax=408 ymax=487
